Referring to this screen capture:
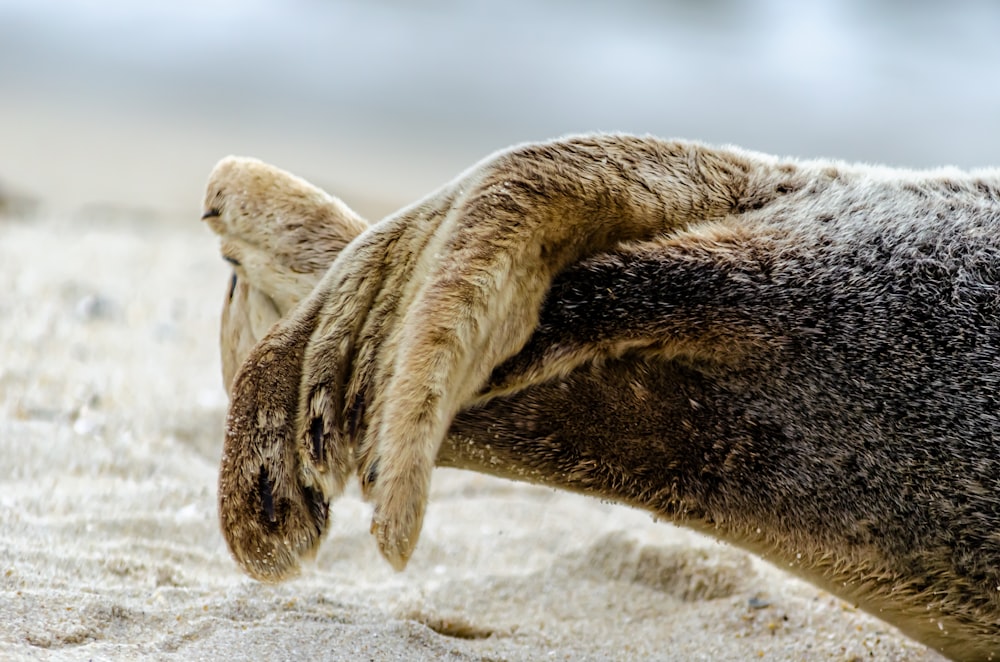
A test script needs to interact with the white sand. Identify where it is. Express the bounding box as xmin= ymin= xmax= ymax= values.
xmin=0 ymin=197 xmax=948 ymax=661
